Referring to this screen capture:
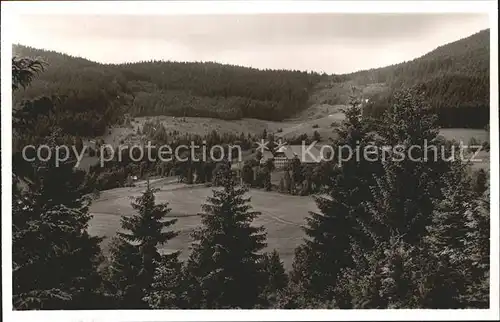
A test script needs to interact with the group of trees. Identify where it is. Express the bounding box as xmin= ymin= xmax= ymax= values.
xmin=121 ymin=60 xmax=322 ymax=121
xmin=13 ymin=45 xmax=322 ymax=133
xmin=71 ymin=119 xmax=266 ymax=191
xmin=13 ymin=57 xmax=106 ymax=308
xmin=351 ymin=29 xmax=490 ymax=129
xmin=12 ymin=54 xmax=490 ymax=309
xmin=283 ymin=91 xmax=490 ymax=308
xmin=240 ymin=157 xmax=274 ymax=191
xmin=363 ymin=87 xmax=489 ymax=129
xmin=277 ymin=160 xmax=330 ymax=196
xmin=13 ymin=47 xmax=129 ymax=137
xmin=83 ymin=118 xmax=330 ymax=192
xmin=14 ymin=104 xmax=286 ymax=308
xmin=14 ymin=28 xmax=490 ymax=138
